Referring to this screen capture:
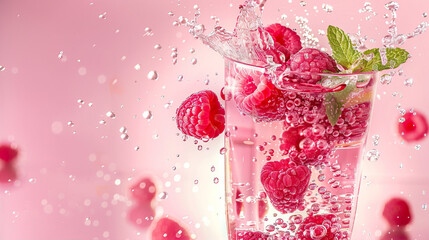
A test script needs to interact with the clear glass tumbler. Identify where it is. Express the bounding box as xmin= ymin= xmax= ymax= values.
xmin=223 ymin=59 xmax=378 ymax=240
